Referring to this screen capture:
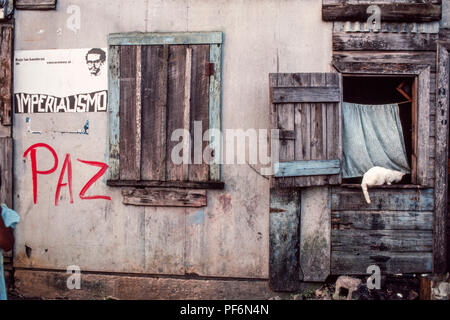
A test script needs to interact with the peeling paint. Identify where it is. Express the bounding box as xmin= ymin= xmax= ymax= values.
xmin=188 ymin=209 xmax=205 ymax=225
